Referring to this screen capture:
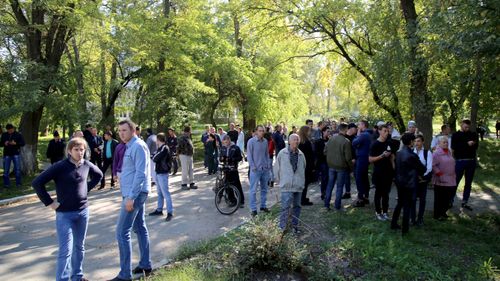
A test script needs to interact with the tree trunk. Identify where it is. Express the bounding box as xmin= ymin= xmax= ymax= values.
xmin=400 ymin=0 xmax=433 ymax=148
xmin=18 ymin=106 xmax=44 ymax=175
xmin=470 ymin=58 xmax=482 ymax=132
